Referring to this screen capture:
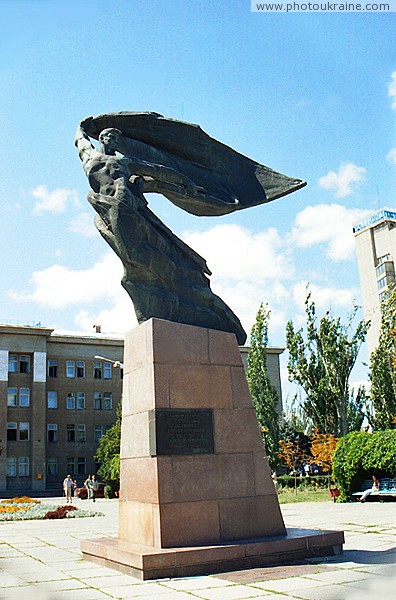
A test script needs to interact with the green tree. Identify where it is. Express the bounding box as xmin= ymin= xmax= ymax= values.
xmin=369 ymin=288 xmax=396 ymax=429
xmin=286 ymin=292 xmax=368 ymax=437
xmin=247 ymin=303 xmax=280 ymax=469
xmin=95 ymin=402 xmax=121 ymax=494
